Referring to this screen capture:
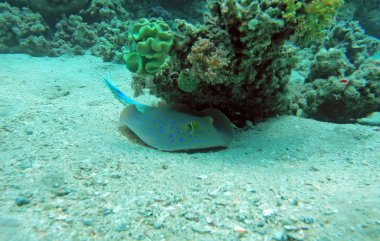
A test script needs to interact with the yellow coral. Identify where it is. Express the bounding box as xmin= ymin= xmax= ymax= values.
xmin=187 ymin=38 xmax=228 ymax=84
xmin=305 ymin=0 xmax=344 ymax=25
xmin=282 ymin=0 xmax=303 ymax=23
xmin=282 ymin=0 xmax=344 ymax=46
